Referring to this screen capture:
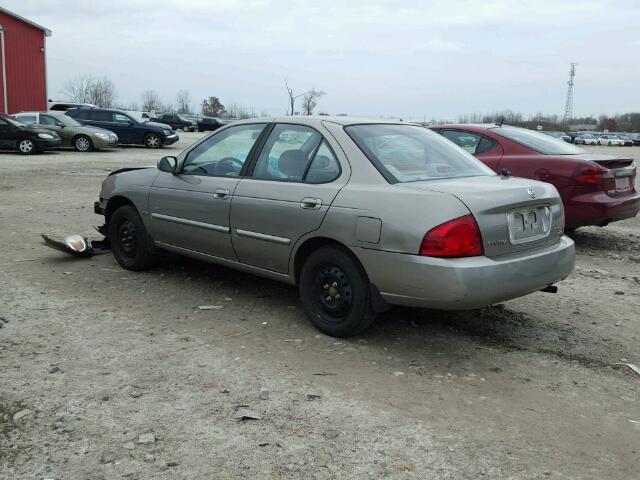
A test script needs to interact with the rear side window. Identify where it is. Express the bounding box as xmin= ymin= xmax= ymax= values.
xmin=89 ymin=110 xmax=112 ymax=122
xmin=252 ymin=124 xmax=322 ymax=182
xmin=72 ymin=110 xmax=89 ymax=120
xmin=17 ymin=114 xmax=38 ymax=124
xmin=346 ymin=124 xmax=493 ymax=183
xmin=305 ymin=140 xmax=341 ymax=183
